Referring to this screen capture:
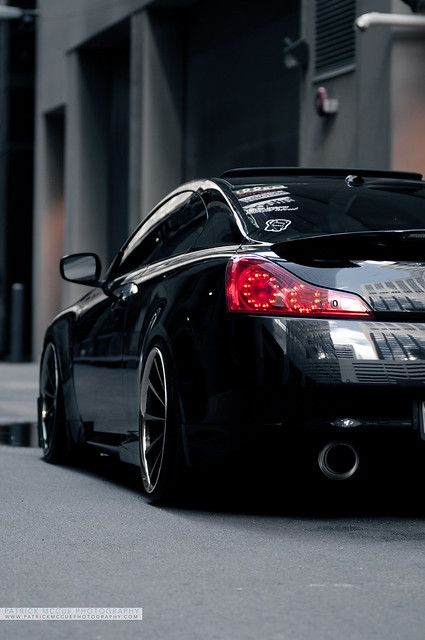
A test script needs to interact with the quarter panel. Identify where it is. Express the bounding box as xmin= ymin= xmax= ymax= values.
xmin=121 ymin=254 xmax=233 ymax=434
xmin=72 ymin=286 xmax=127 ymax=433
xmin=43 ymin=312 xmax=84 ymax=446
